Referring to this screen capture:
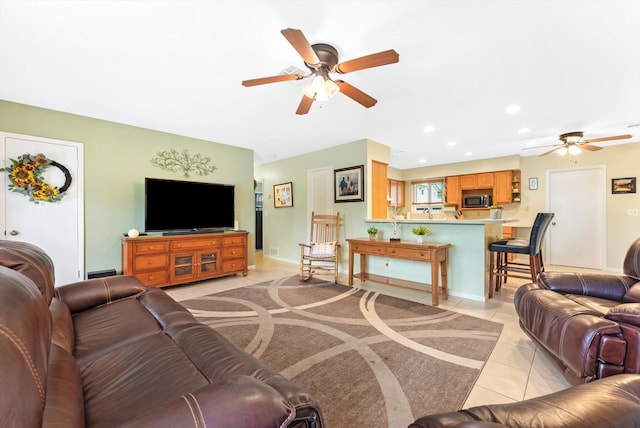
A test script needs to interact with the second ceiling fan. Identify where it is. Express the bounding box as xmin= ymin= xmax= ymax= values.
xmin=526 ymin=131 xmax=632 ymax=156
xmin=241 ymin=28 xmax=399 ymax=115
